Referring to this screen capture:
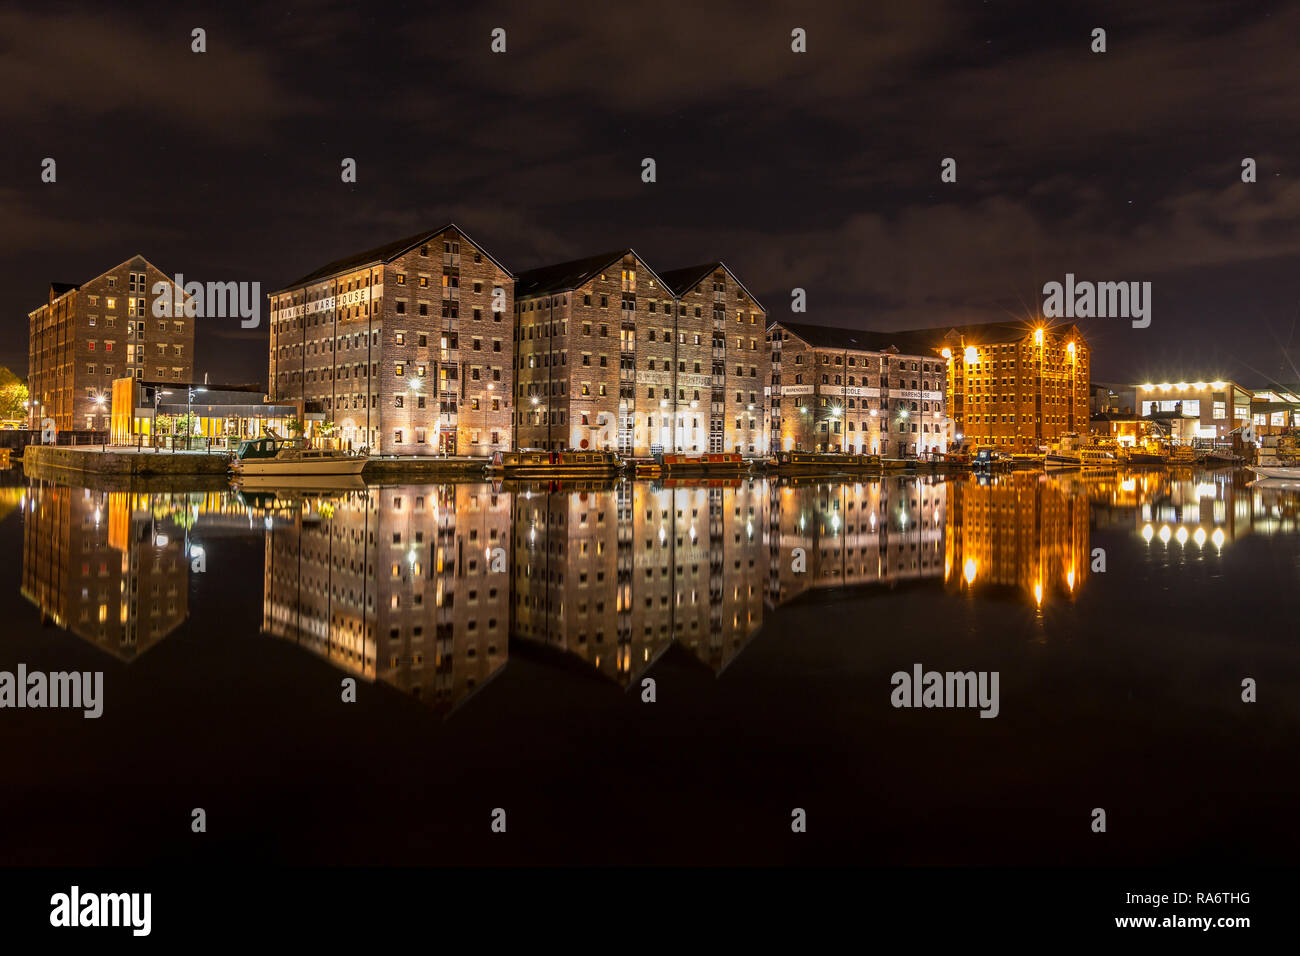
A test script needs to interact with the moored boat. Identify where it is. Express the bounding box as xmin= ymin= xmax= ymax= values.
xmin=1007 ymin=453 xmax=1044 ymax=469
xmin=230 ymin=436 xmax=369 ymax=477
xmin=1249 ymin=464 xmax=1300 ymax=480
xmin=775 ymin=451 xmax=883 ymax=473
xmin=487 ymin=449 xmax=622 ymax=477
xmin=1079 ymin=446 xmax=1118 ymax=468
xmin=1125 ymin=451 xmax=1168 ymax=465
xmin=1044 ymin=432 xmax=1084 ymax=467
xmin=1203 ymin=449 xmax=1243 ymax=466
xmin=658 ymin=452 xmax=749 ymax=475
